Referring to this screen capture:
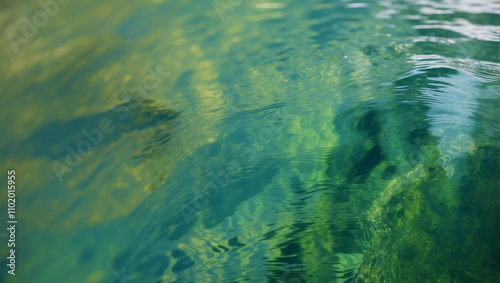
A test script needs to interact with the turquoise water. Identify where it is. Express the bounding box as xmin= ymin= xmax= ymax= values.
xmin=0 ymin=0 xmax=499 ymax=282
